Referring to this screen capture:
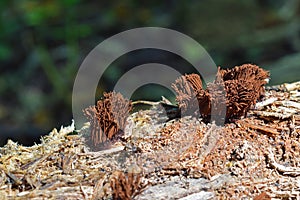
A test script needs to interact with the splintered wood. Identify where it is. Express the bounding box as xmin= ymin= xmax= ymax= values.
xmin=0 ymin=80 xmax=300 ymax=199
